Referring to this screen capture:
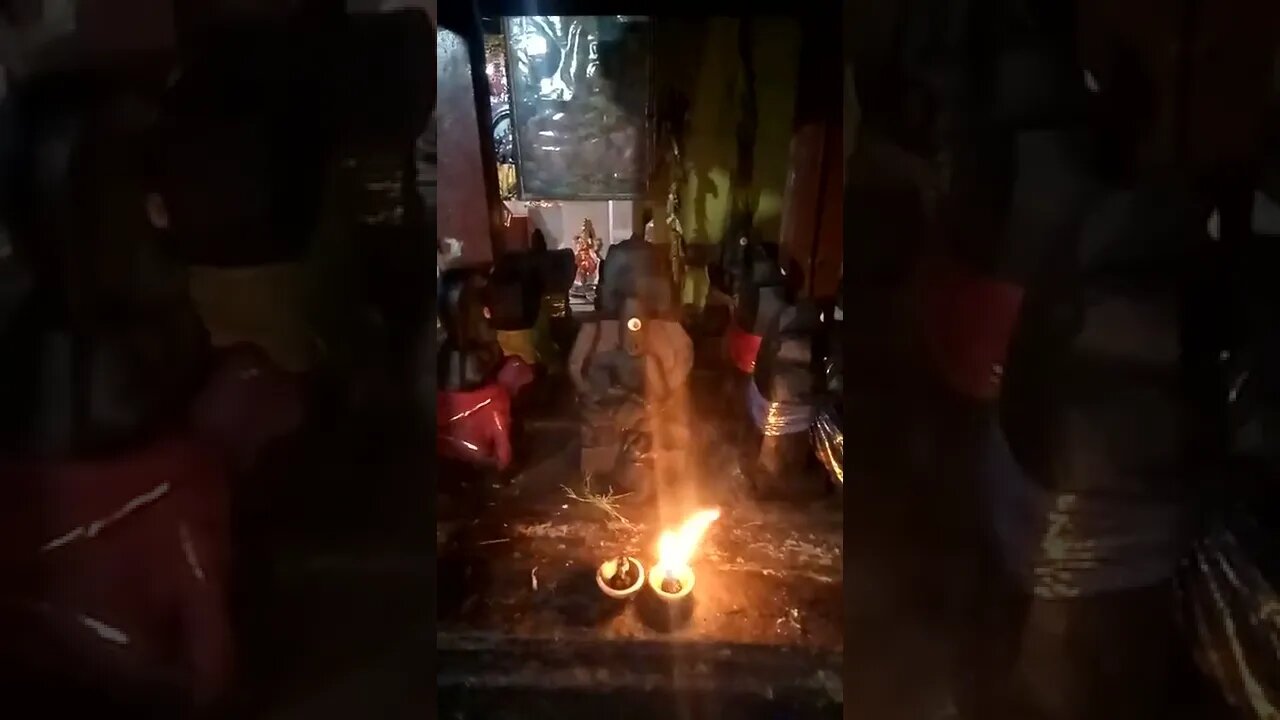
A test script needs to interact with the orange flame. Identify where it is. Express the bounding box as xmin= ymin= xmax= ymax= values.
xmin=656 ymin=508 xmax=721 ymax=572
